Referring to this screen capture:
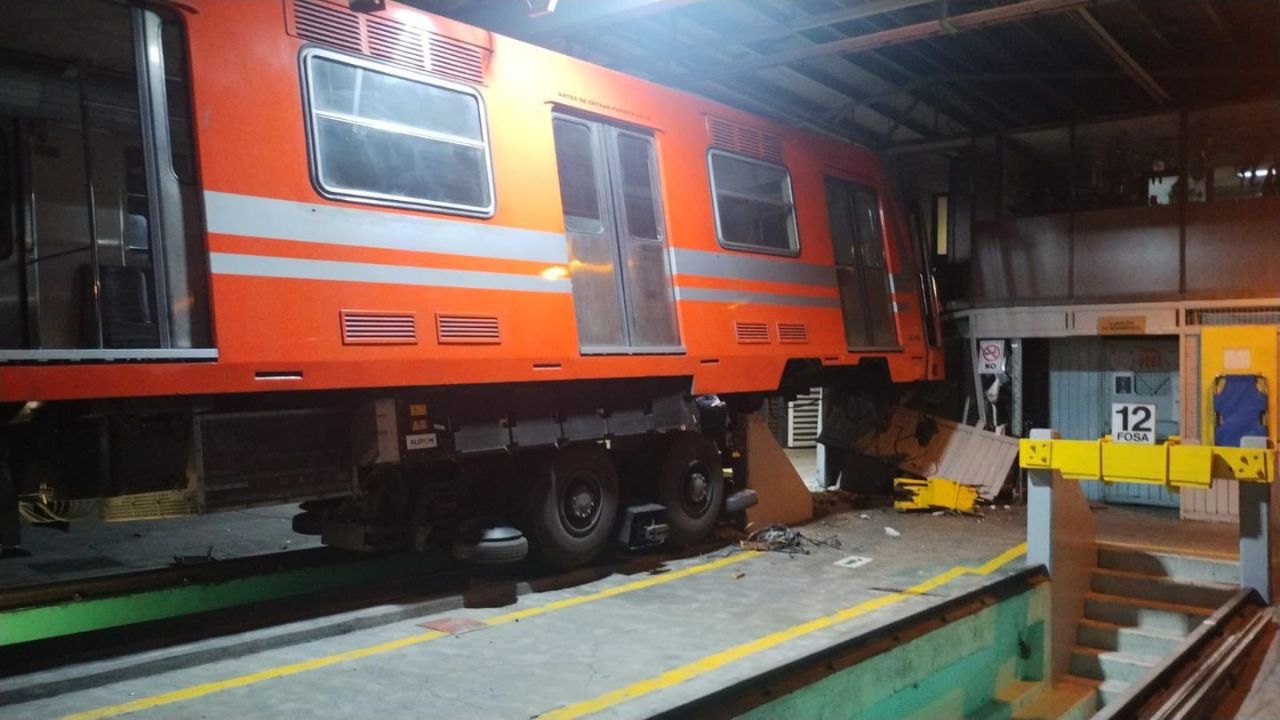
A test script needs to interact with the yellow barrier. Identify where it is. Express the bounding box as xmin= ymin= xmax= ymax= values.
xmin=893 ymin=477 xmax=979 ymax=513
xmin=1018 ymin=437 xmax=1274 ymax=489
